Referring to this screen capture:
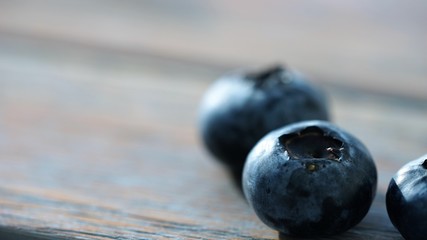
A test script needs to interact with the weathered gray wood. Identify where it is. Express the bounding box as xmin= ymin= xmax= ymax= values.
xmin=0 ymin=2 xmax=426 ymax=238
xmin=1 ymin=34 xmax=425 ymax=239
